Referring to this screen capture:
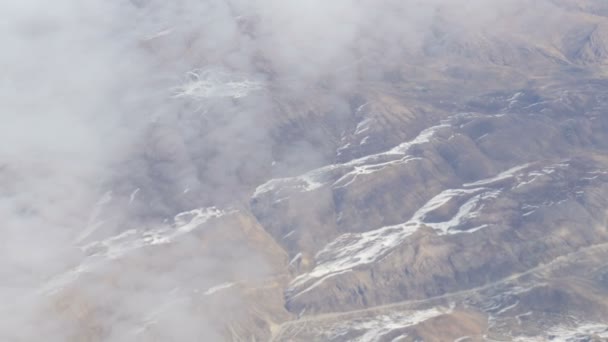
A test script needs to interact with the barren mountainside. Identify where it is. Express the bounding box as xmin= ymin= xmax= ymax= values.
xmin=4 ymin=0 xmax=608 ymax=341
